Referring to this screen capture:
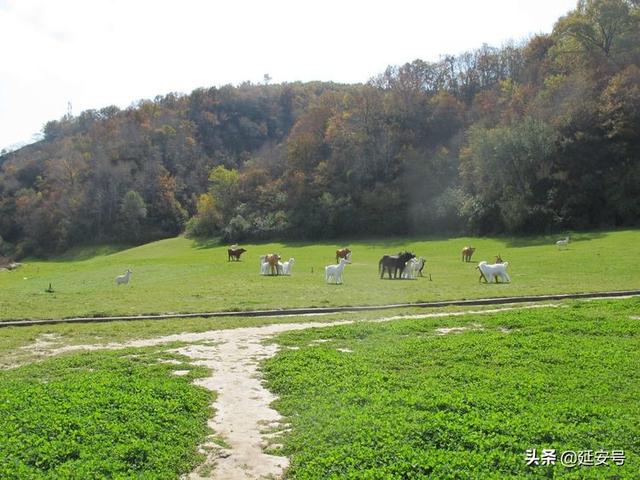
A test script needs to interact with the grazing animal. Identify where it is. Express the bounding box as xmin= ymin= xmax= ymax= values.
xmin=282 ymin=258 xmax=295 ymax=275
xmin=260 ymin=262 xmax=270 ymax=275
xmin=228 ymin=247 xmax=247 ymax=261
xmin=461 ymin=246 xmax=476 ymax=262
xmin=379 ymin=251 xmax=416 ymax=279
xmin=115 ymin=269 xmax=132 ymax=285
xmin=477 ymin=261 xmax=510 ymax=283
xmin=401 ymin=257 xmax=420 ymax=279
xmin=401 ymin=256 xmax=425 ymax=279
xmin=556 ymin=237 xmax=570 ymax=249
xmin=336 ymin=248 xmax=351 ymax=263
xmin=264 ymin=253 xmax=281 ymax=276
xmin=325 ymin=257 xmax=349 ymax=284
xmin=494 ymin=254 xmax=504 ymax=264
xmin=416 ymin=257 xmax=426 ymax=277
